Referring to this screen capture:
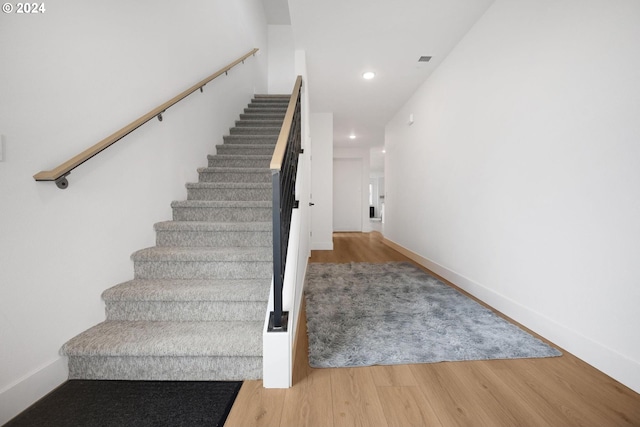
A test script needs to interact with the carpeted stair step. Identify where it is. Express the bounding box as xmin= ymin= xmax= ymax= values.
xmin=197 ymin=167 xmax=271 ymax=183
xmin=215 ymin=144 xmax=275 ymax=156
xmin=131 ymin=246 xmax=272 ymax=279
xmin=244 ymin=107 xmax=287 ymax=114
xmin=62 ymin=320 xmax=263 ymax=380
xmin=207 ymin=154 xmax=272 ymax=168
xmin=154 ymin=221 xmax=271 ymax=246
xmin=222 ymin=135 xmax=278 ymax=145
xmin=252 ymin=95 xmax=290 ymax=102
xmin=246 ymin=102 xmax=288 ymax=109
xmin=235 ymin=119 xmax=284 ymax=128
xmin=248 ymin=98 xmax=288 ymax=104
xmin=103 ymin=278 xmax=270 ymax=321
xmin=171 ymin=200 xmax=271 ymax=222
xmin=186 ymin=182 xmax=271 ymax=201
xmin=239 ymin=112 xmax=285 ymax=120
xmin=229 ymin=126 xmax=281 ymax=136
